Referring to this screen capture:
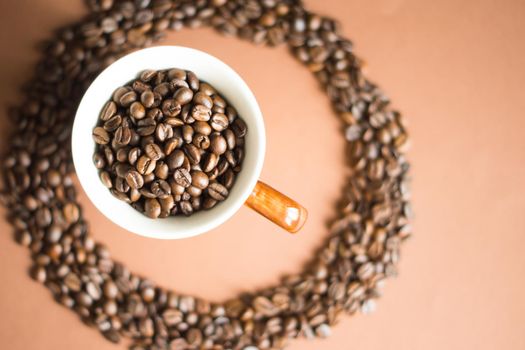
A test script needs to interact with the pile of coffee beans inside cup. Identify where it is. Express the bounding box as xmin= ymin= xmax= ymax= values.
xmin=92 ymin=68 xmax=247 ymax=218
xmin=1 ymin=0 xmax=412 ymax=349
